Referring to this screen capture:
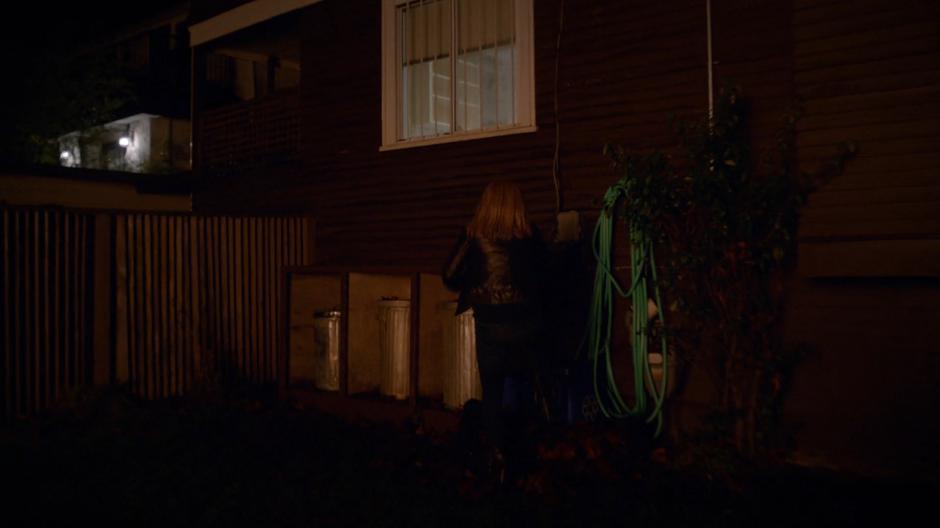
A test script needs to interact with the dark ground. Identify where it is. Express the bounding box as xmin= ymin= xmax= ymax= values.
xmin=1 ymin=388 xmax=933 ymax=527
